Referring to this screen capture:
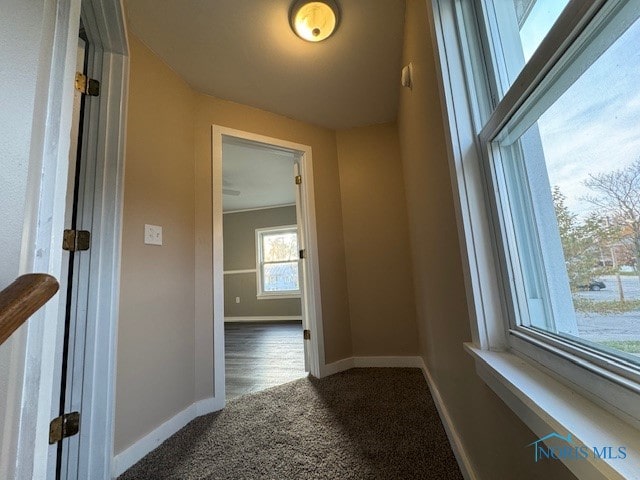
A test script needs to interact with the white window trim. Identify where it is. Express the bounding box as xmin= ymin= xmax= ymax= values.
xmin=255 ymin=225 xmax=302 ymax=299
xmin=429 ymin=0 xmax=640 ymax=477
xmin=466 ymin=344 xmax=640 ymax=479
xmin=256 ymin=294 xmax=302 ymax=300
